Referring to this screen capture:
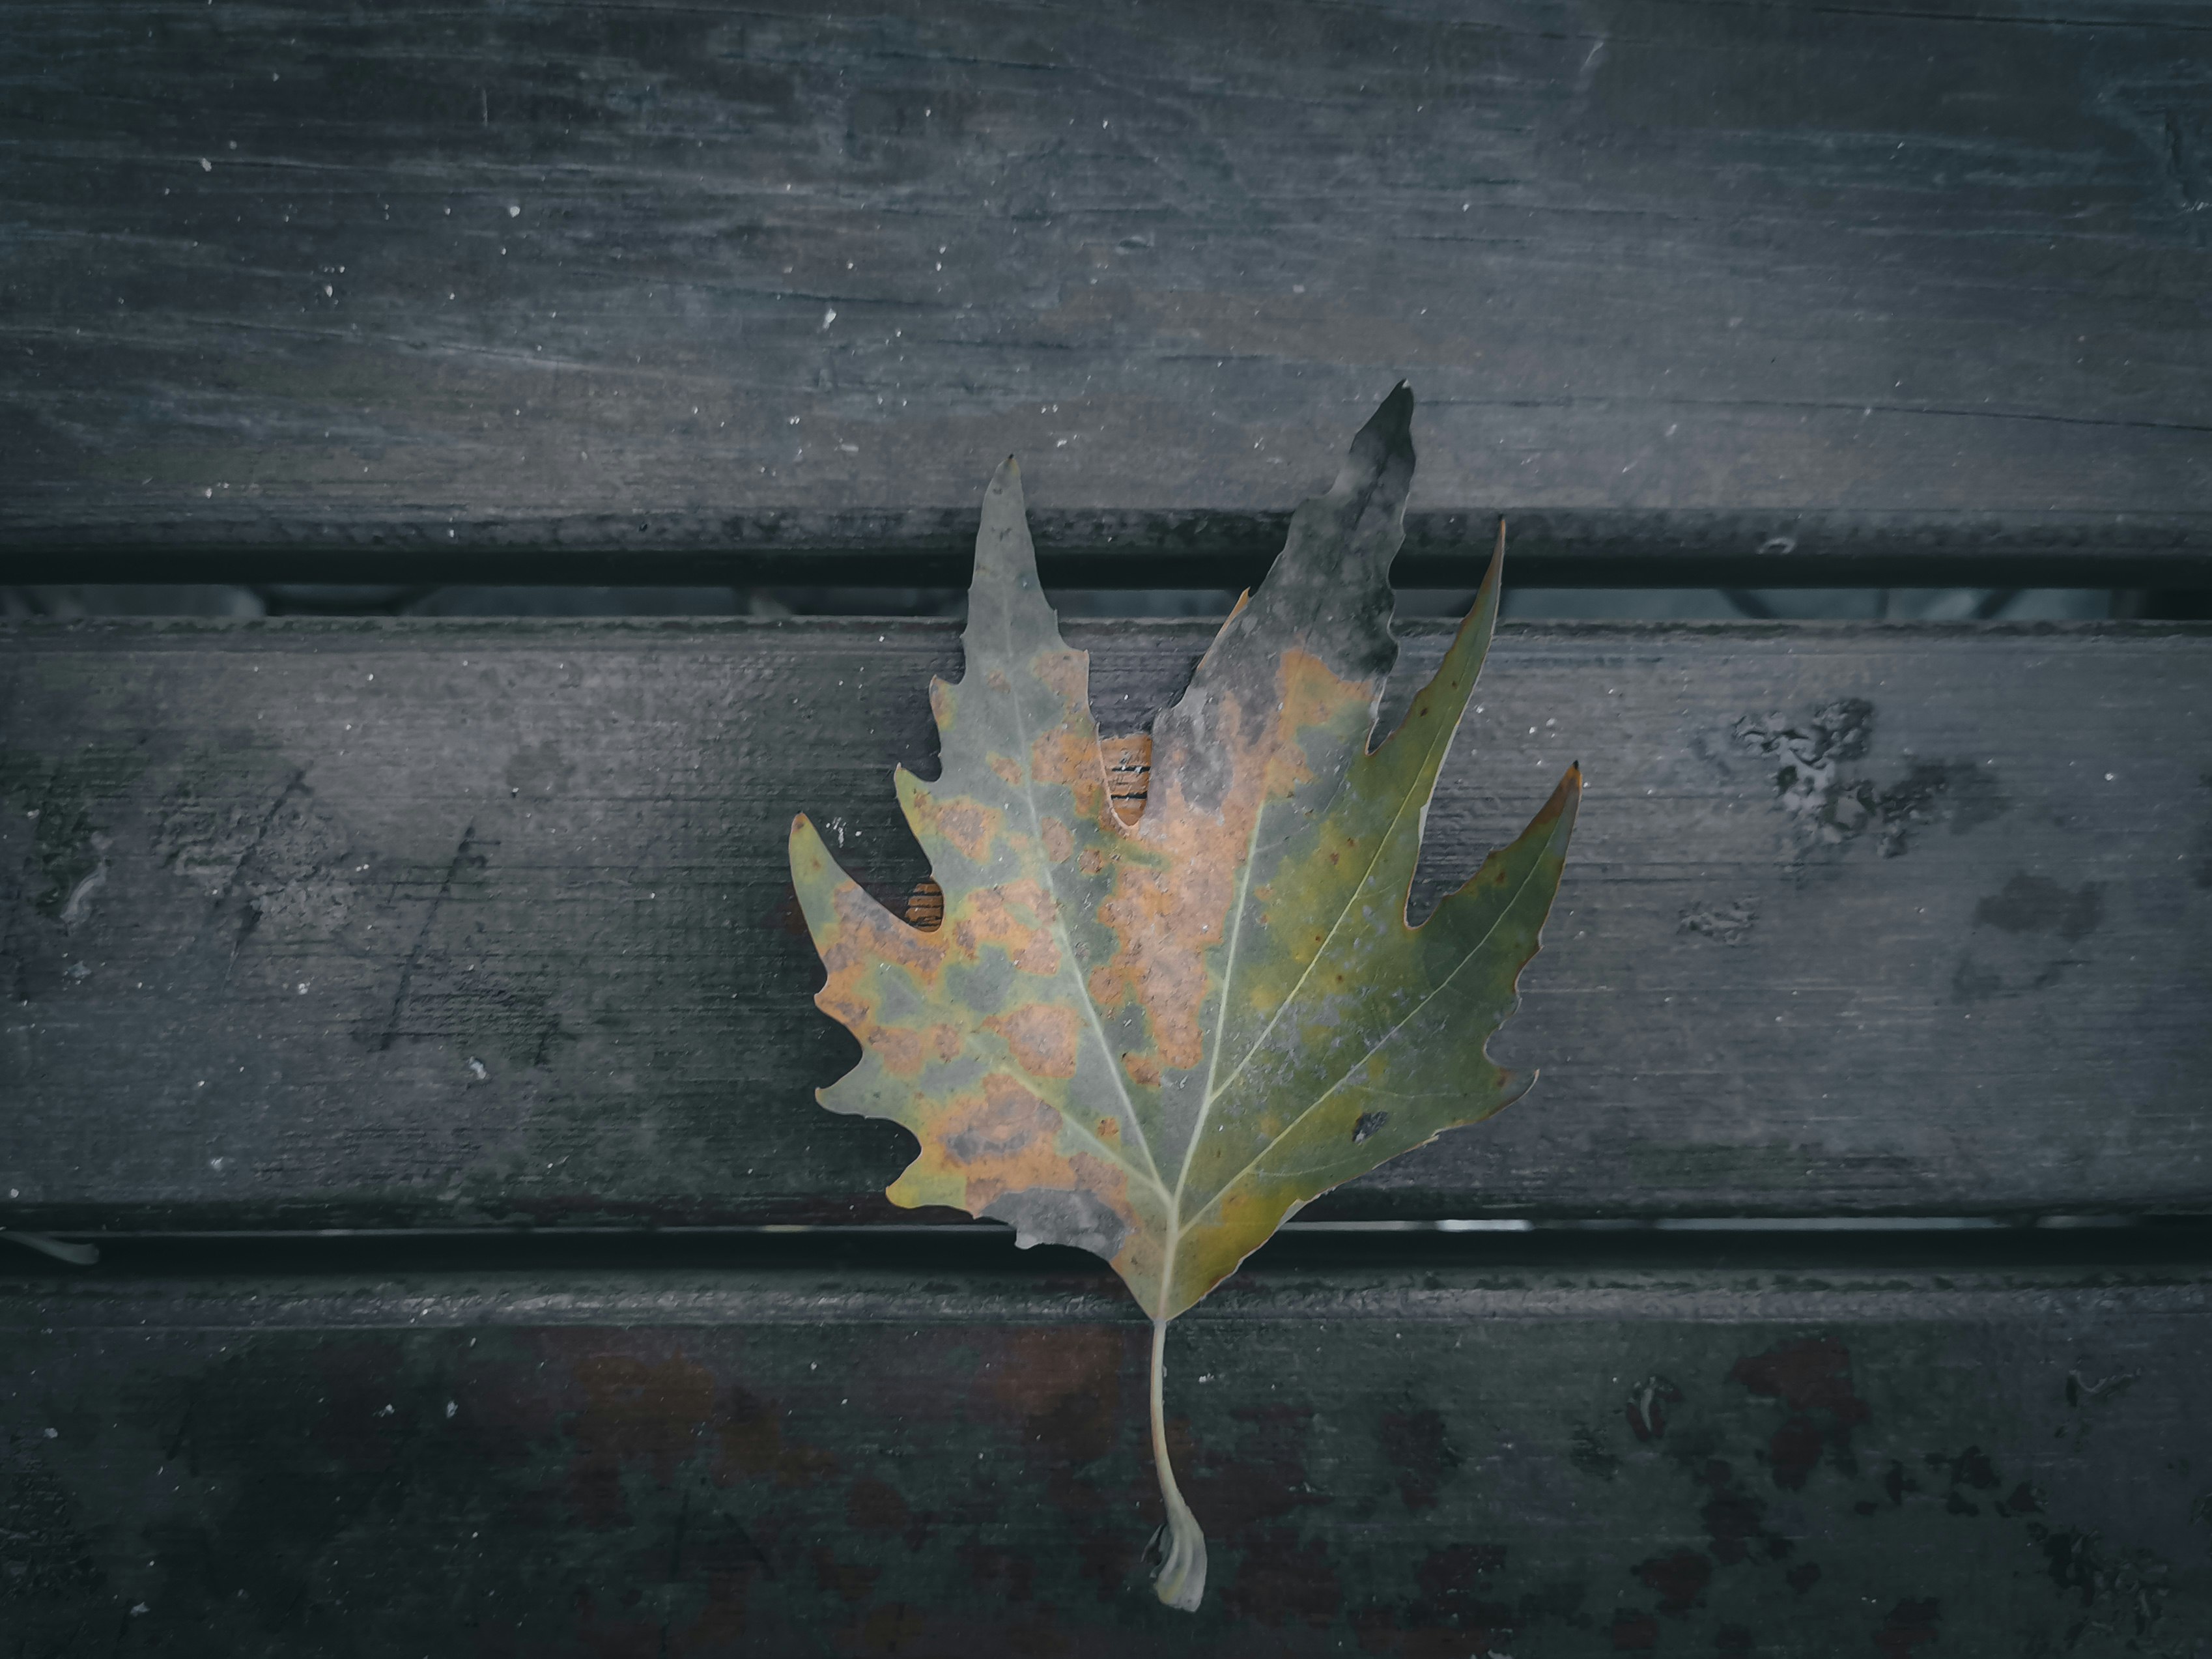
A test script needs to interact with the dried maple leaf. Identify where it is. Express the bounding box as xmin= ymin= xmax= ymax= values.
xmin=789 ymin=386 xmax=1579 ymax=1610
